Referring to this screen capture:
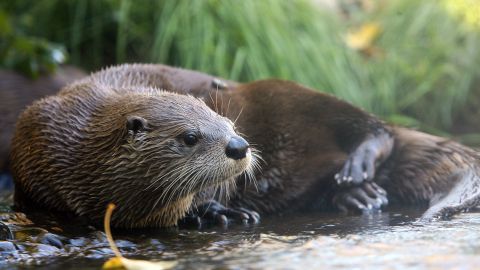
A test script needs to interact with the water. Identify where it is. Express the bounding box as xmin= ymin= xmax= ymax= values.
xmin=2 ymin=191 xmax=480 ymax=270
